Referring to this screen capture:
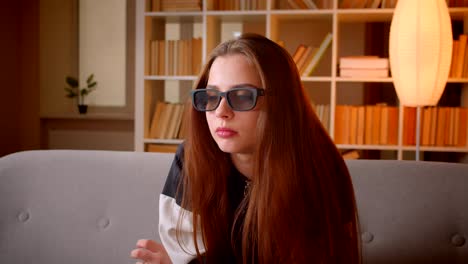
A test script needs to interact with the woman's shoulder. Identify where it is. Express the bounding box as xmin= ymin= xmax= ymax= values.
xmin=161 ymin=143 xmax=185 ymax=204
xmin=174 ymin=142 xmax=185 ymax=168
